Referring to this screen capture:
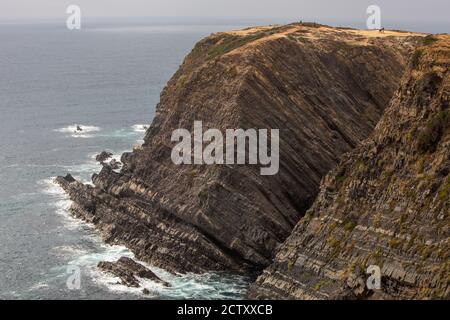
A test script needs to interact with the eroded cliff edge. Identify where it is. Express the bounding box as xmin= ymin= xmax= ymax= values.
xmin=248 ymin=35 xmax=450 ymax=299
xmin=56 ymin=24 xmax=421 ymax=274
